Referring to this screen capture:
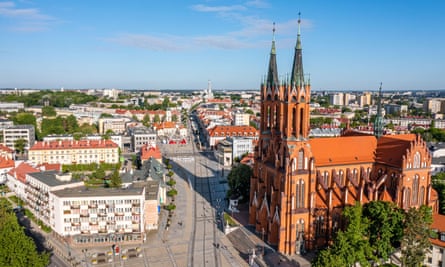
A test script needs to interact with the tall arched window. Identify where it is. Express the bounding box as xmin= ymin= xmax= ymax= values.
xmin=413 ymin=152 xmax=421 ymax=169
xmin=298 ymin=149 xmax=304 ymax=170
xmin=339 ymin=170 xmax=344 ymax=186
xmin=323 ymin=171 xmax=329 ymax=186
xmin=296 ymin=179 xmax=305 ymax=208
xmin=412 ymin=175 xmax=419 ymax=205
xmin=299 ymin=108 xmax=304 ymax=136
xmin=353 ymin=169 xmax=358 ymax=181
xmin=419 ymin=186 xmax=425 ymax=205
xmin=267 ymin=106 xmax=271 ymax=128
xmin=292 ymin=108 xmax=297 ymax=136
